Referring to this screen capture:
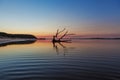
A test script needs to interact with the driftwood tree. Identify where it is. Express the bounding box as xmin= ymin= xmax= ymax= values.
xmin=52 ymin=28 xmax=70 ymax=42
